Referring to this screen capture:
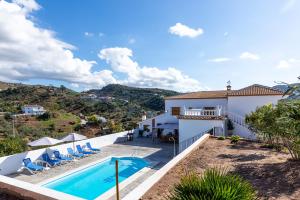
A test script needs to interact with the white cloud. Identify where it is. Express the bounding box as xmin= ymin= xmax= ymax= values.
xmin=281 ymin=0 xmax=296 ymax=13
xmin=84 ymin=32 xmax=94 ymax=37
xmin=277 ymin=58 xmax=300 ymax=69
xmin=13 ymin=0 xmax=40 ymax=12
xmin=240 ymin=52 xmax=260 ymax=60
xmin=208 ymin=57 xmax=231 ymax=63
xmin=128 ymin=38 xmax=136 ymax=44
xmin=98 ymin=47 xmax=204 ymax=92
xmin=70 ymin=83 xmax=79 ymax=88
xmin=0 ymin=0 xmax=204 ymax=92
xmin=0 ymin=0 xmax=117 ymax=88
xmin=224 ymin=32 xmax=229 ymax=37
xmin=98 ymin=32 xmax=104 ymax=37
xmin=169 ymin=23 xmax=203 ymax=38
